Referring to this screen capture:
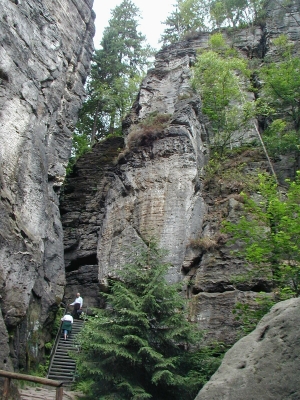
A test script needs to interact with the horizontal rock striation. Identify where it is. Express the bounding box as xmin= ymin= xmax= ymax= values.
xmin=61 ymin=0 xmax=300 ymax=349
xmin=60 ymin=137 xmax=124 ymax=309
xmin=0 ymin=0 xmax=94 ymax=369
